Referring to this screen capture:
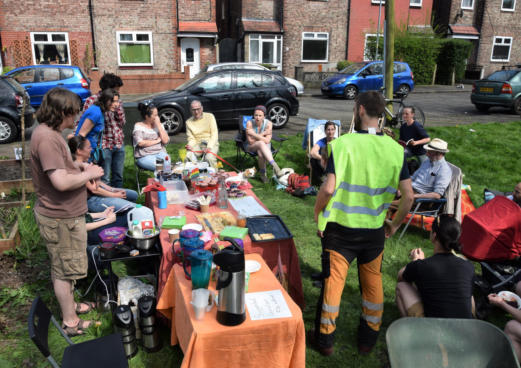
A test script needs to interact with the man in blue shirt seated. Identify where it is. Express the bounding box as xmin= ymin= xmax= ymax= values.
xmin=399 ymin=107 xmax=430 ymax=163
xmin=309 ymin=121 xmax=337 ymax=183
xmin=411 ymin=138 xmax=452 ymax=199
